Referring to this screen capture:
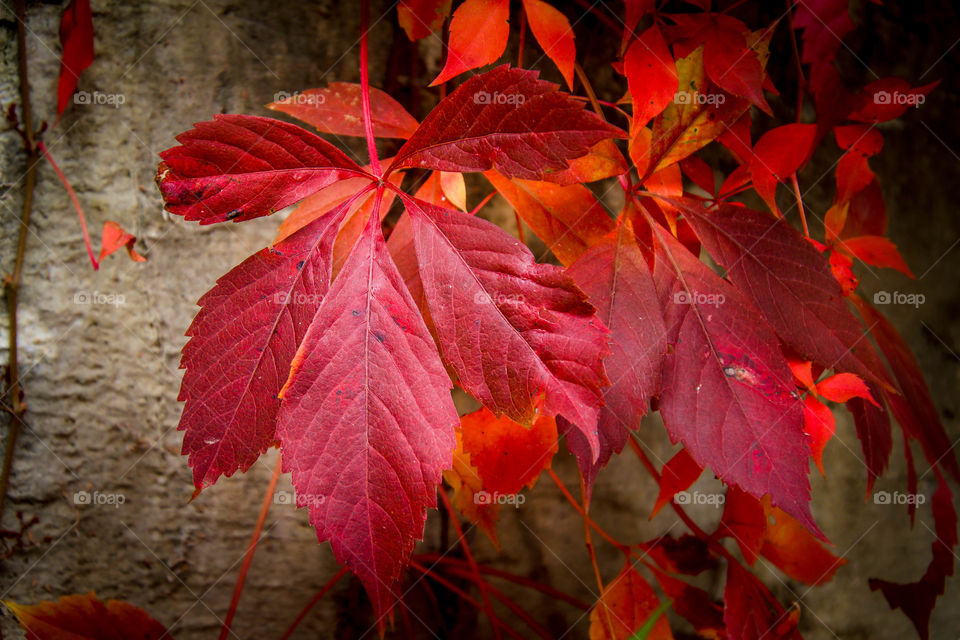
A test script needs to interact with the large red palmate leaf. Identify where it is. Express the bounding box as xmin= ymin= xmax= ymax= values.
xmin=267 ymin=82 xmax=420 ymax=139
xmin=562 ymin=222 xmax=667 ymax=493
xmin=276 ymin=208 xmax=458 ymax=617
xmin=393 ymin=66 xmax=625 ymax=181
xmin=650 ymin=226 xmax=819 ymax=535
xmin=156 ymin=114 xmax=366 ymax=224
xmin=56 ymin=0 xmax=94 ymax=116
xmin=5 ymin=592 xmax=169 ymax=640
xmin=404 ymin=195 xmax=609 ymax=457
xmin=681 ymin=201 xmax=895 ymax=392
xmin=178 ymin=200 xmax=353 ymax=491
